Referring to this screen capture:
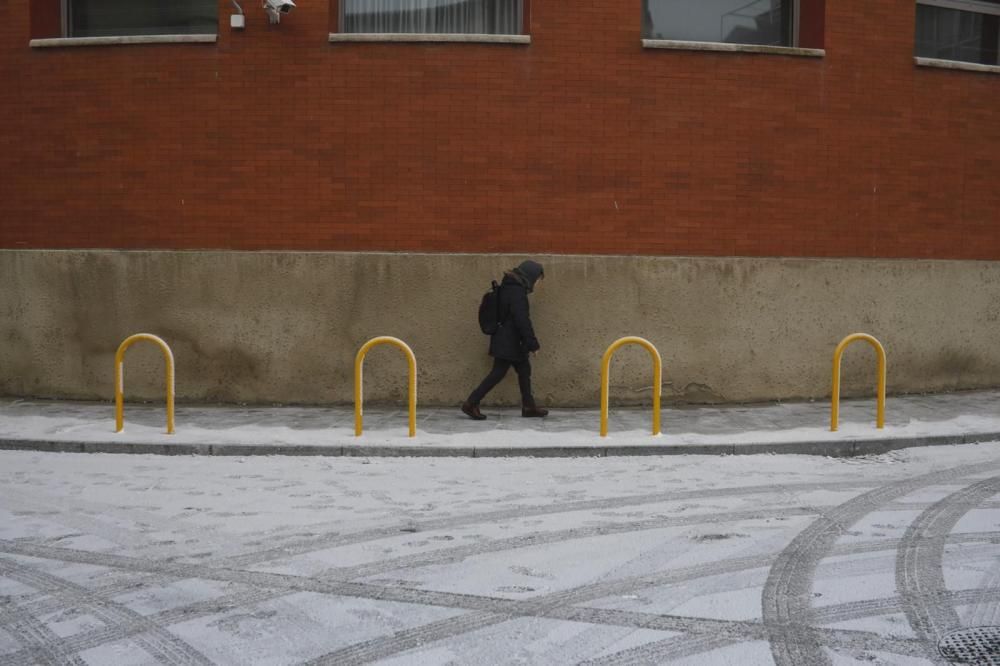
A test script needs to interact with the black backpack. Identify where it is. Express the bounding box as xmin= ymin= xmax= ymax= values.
xmin=478 ymin=280 xmax=504 ymax=335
